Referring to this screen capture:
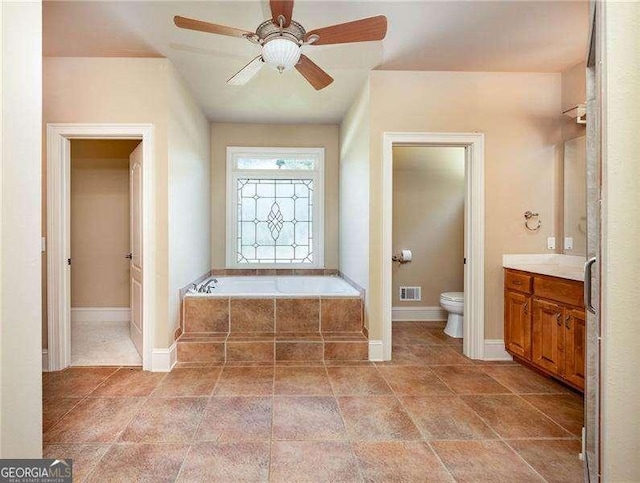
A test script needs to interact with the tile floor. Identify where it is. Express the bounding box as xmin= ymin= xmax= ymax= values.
xmin=71 ymin=320 xmax=142 ymax=367
xmin=43 ymin=321 xmax=584 ymax=482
